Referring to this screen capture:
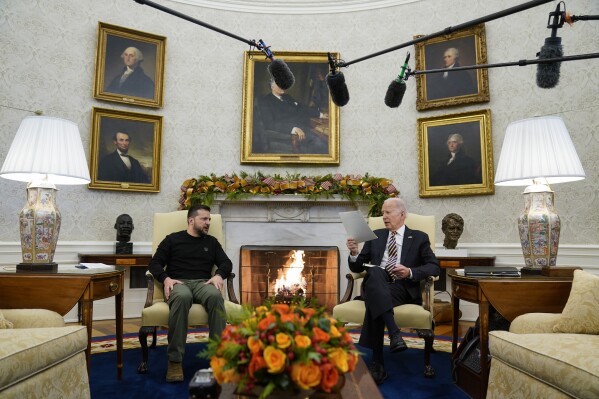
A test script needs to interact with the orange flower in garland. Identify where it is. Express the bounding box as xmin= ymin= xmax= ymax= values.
xmin=201 ymin=299 xmax=360 ymax=399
